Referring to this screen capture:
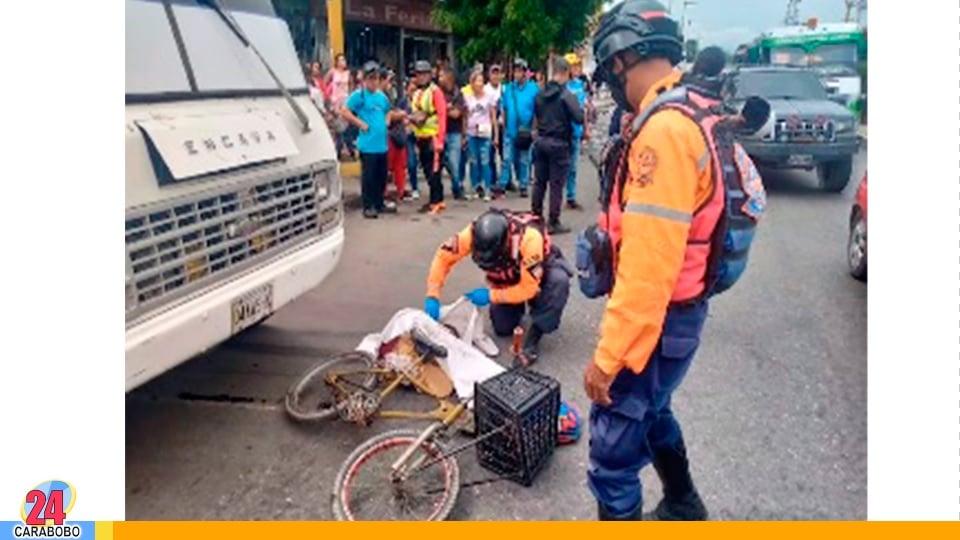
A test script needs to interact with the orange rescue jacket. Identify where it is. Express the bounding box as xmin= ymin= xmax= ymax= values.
xmin=593 ymin=70 xmax=717 ymax=377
